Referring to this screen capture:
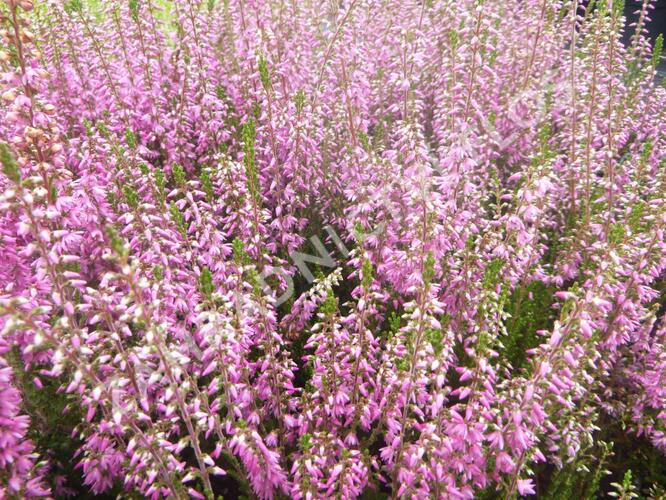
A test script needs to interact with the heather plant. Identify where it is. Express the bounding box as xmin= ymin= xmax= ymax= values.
xmin=0 ymin=0 xmax=665 ymax=498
